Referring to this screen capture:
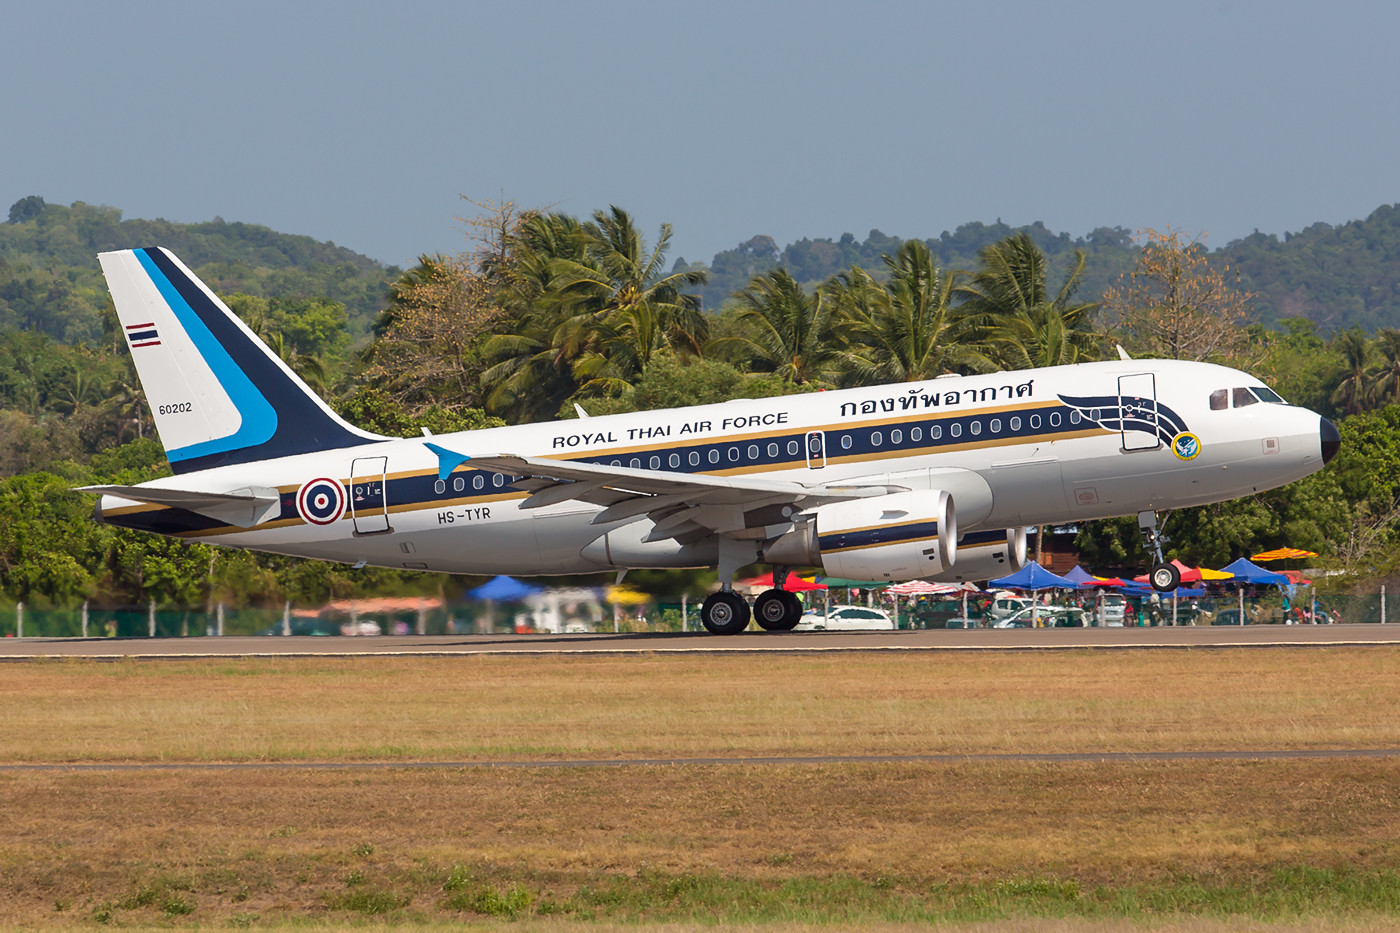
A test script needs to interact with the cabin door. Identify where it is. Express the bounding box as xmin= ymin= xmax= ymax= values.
xmin=805 ymin=431 xmax=827 ymax=469
xmin=1118 ymin=373 xmax=1160 ymax=451
xmin=350 ymin=456 xmax=392 ymax=535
